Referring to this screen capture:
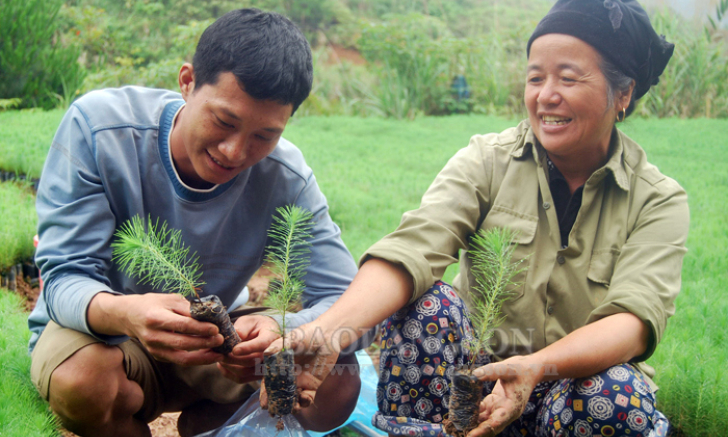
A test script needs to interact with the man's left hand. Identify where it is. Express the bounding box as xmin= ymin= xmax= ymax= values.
xmin=217 ymin=315 xmax=281 ymax=384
